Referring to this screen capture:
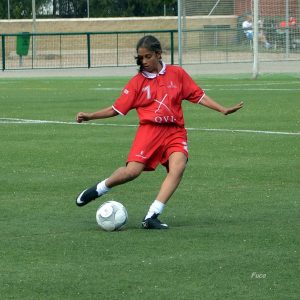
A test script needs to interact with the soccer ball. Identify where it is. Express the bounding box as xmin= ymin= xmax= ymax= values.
xmin=96 ymin=201 xmax=128 ymax=231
